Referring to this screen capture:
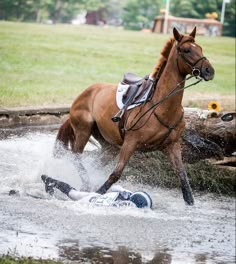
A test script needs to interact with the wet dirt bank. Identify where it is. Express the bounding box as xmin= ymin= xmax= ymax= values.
xmin=0 ymin=106 xmax=69 ymax=128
